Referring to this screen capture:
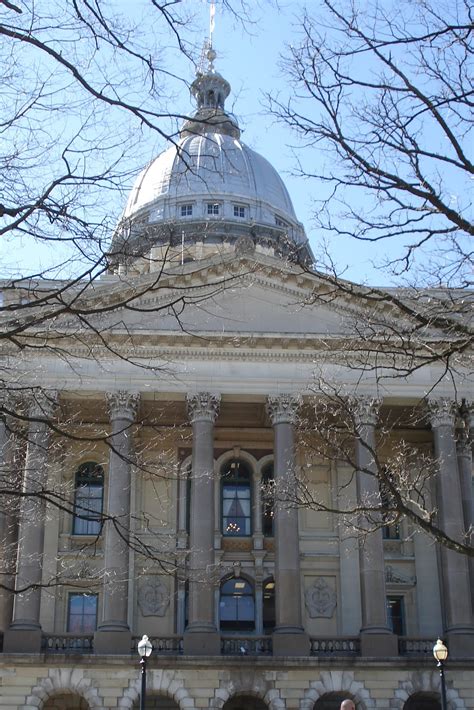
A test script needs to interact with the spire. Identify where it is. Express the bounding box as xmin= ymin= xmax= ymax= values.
xmin=180 ymin=40 xmax=240 ymax=139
